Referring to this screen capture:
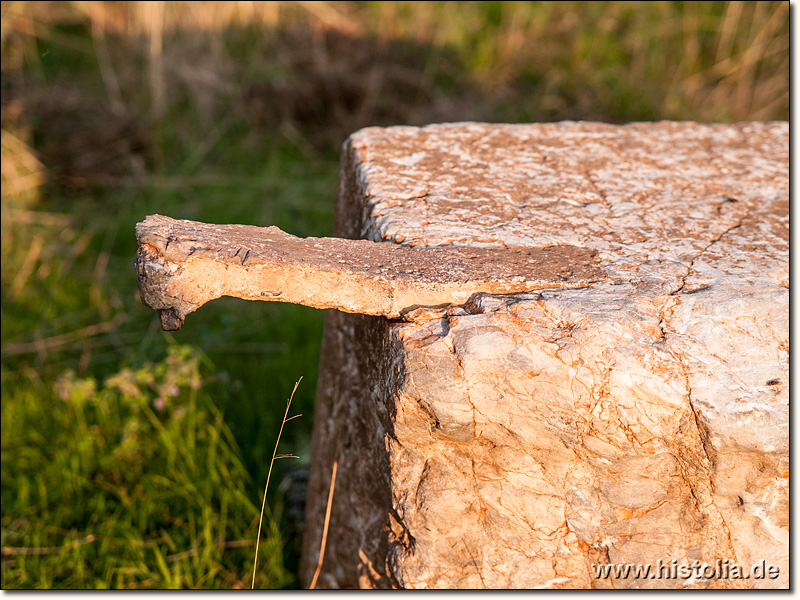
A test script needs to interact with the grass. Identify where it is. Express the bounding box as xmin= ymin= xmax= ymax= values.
xmin=0 ymin=0 xmax=789 ymax=589
xmin=253 ymin=377 xmax=302 ymax=589
xmin=1 ymin=345 xmax=291 ymax=588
